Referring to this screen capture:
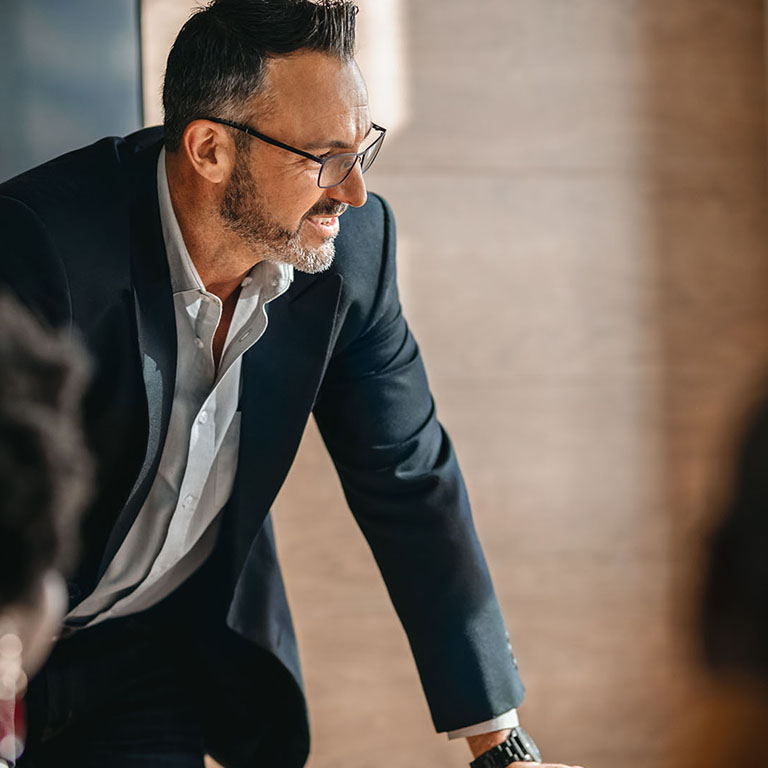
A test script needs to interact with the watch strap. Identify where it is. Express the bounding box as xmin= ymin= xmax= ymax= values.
xmin=469 ymin=727 xmax=541 ymax=768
